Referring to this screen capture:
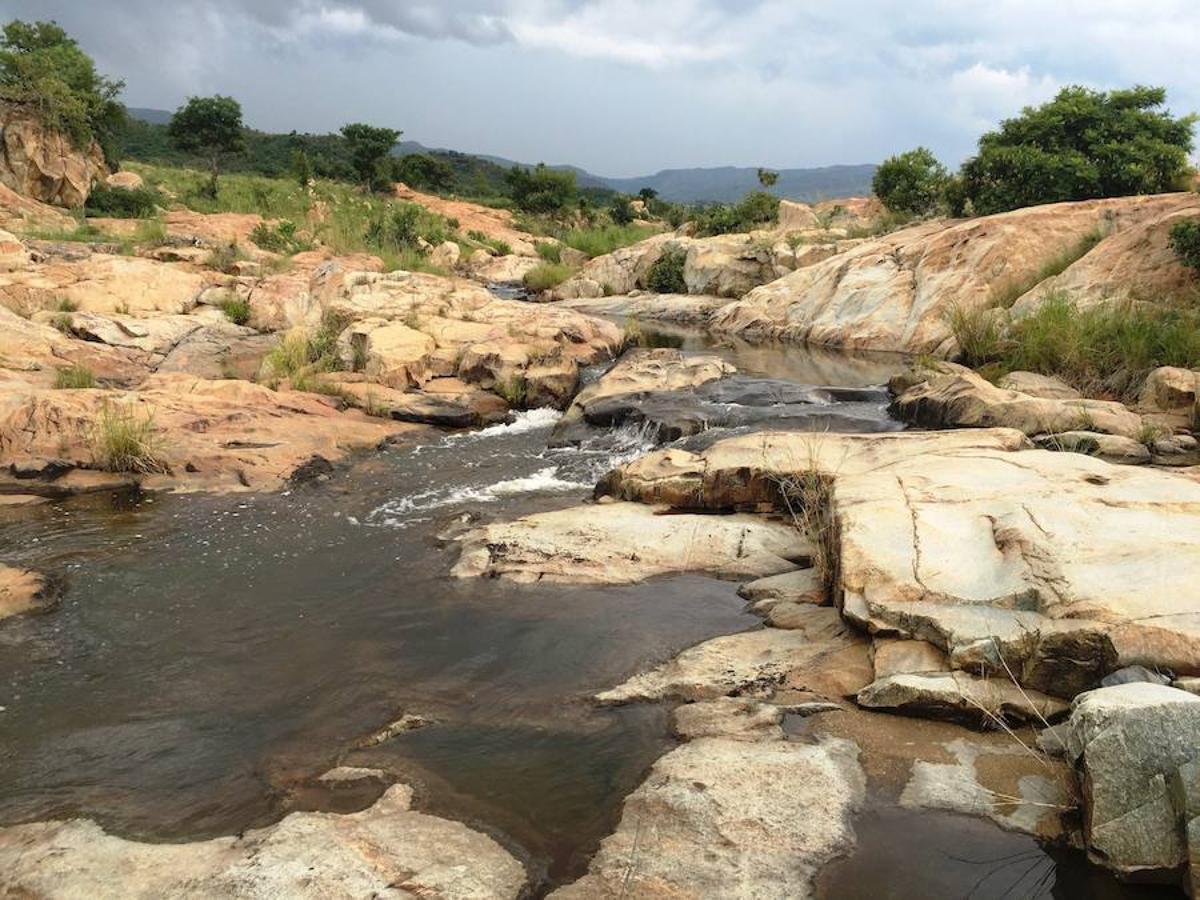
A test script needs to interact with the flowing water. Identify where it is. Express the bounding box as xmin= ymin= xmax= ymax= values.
xmin=0 ymin=323 xmax=1173 ymax=897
